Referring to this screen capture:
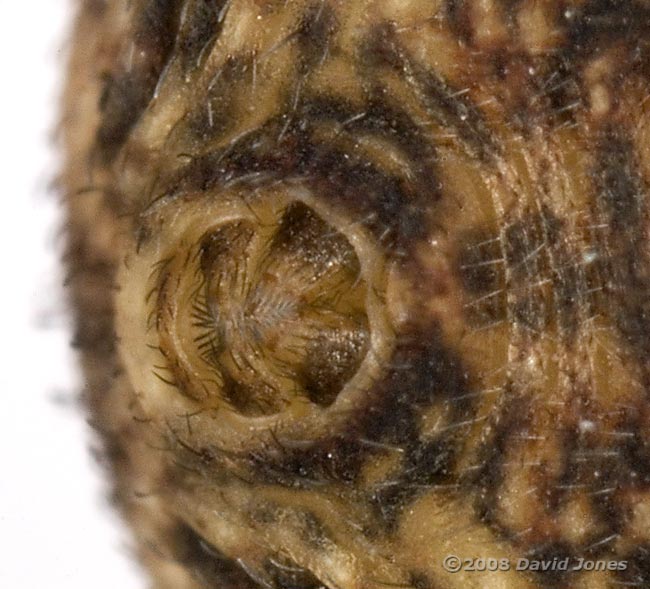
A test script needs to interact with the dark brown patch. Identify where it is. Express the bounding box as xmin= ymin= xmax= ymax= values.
xmin=595 ymin=134 xmax=644 ymax=231
xmin=472 ymin=391 xmax=528 ymax=525
xmin=300 ymin=327 xmax=369 ymax=407
xmin=524 ymin=541 xmax=576 ymax=587
xmin=172 ymin=522 xmax=263 ymax=588
xmin=301 ymin=94 xmax=439 ymax=191
xmin=457 ymin=227 xmax=502 ymax=295
xmin=620 ymin=417 xmax=650 ymax=488
xmin=592 ymin=131 xmax=650 ymax=378
xmin=305 ymin=146 xmax=425 ymax=248
xmin=247 ymin=432 xmax=366 ymax=488
xmin=199 ymin=220 xmax=254 ymax=277
xmin=456 ymin=226 xmax=507 ymax=326
xmin=96 ymin=0 xmax=184 ymax=162
xmin=459 ymin=207 xmax=587 ymax=334
xmin=355 ymin=324 xmax=473 ymax=526
xmin=409 ymin=571 xmax=434 ymax=589
xmin=409 ymin=62 xmax=496 ymax=160
xmin=269 ymin=201 xmax=359 ymax=276
xmin=617 ymin=544 xmax=650 ymax=588
xmin=508 ymin=52 xmax=584 ymax=130
xmin=504 ymin=208 xmax=562 ymax=276
xmin=567 ymin=0 xmax=650 ymax=62
xmin=544 ymin=427 xmax=581 ymax=512
xmin=369 ymin=439 xmax=455 ymax=528
xmin=65 ymin=251 xmax=117 ymax=355
xmin=504 ymin=207 xmax=573 ymax=333
xmin=297 ymin=2 xmax=337 ymax=71
xmin=363 ymin=23 xmax=497 ymax=159
xmin=85 ymin=0 xmax=108 ymax=17
xmin=360 ymin=326 xmax=472 ymax=440
xmin=220 ymin=375 xmax=281 ymax=417
xmin=444 ymin=0 xmax=472 ymax=45
xmin=178 ymin=0 xmax=229 ymax=73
